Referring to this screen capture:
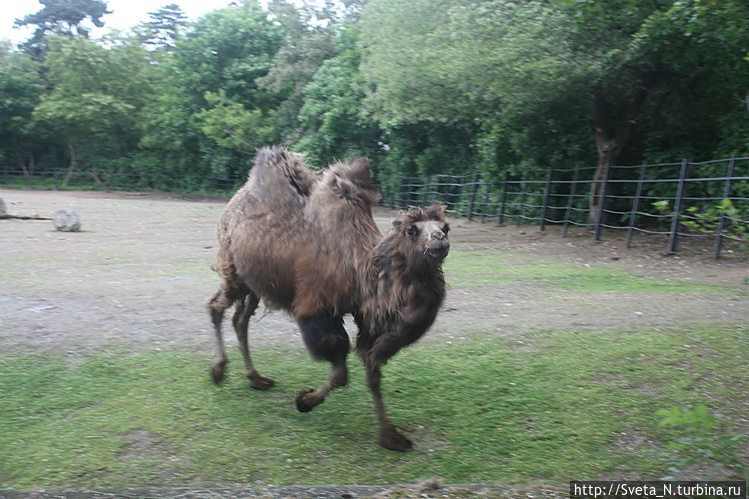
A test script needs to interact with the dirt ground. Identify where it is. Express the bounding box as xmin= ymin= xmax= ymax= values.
xmin=1 ymin=188 xmax=748 ymax=358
